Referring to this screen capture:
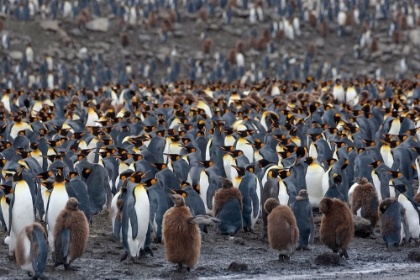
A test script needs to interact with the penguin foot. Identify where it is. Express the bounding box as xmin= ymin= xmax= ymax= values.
xmin=339 ymin=250 xmax=349 ymax=259
xmin=259 ymin=231 xmax=268 ymax=241
xmin=139 ymin=247 xmax=154 ymax=258
xmin=279 ymin=254 xmax=290 ymax=262
xmin=64 ymin=264 xmax=79 ymax=271
xmin=130 ymin=257 xmax=141 ymax=264
xmin=296 ymin=246 xmax=310 ymax=251
xmin=176 ymin=263 xmax=183 ymax=272
xmin=153 ymin=236 xmax=162 ymax=243
xmin=7 ymin=254 xmax=15 ymax=261
xmin=187 ymin=267 xmax=191 ymax=272
xmin=120 ymin=252 xmax=128 ymax=261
